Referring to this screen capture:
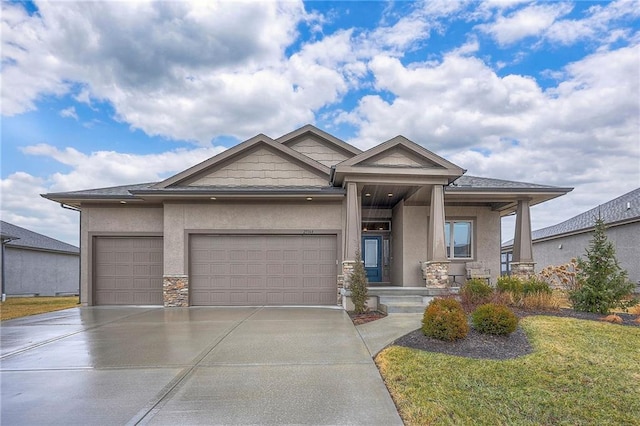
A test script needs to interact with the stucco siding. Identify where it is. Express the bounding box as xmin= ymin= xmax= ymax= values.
xmin=188 ymin=147 xmax=328 ymax=187
xmin=287 ymin=137 xmax=350 ymax=167
xmin=163 ymin=202 xmax=342 ymax=275
xmin=401 ymin=205 xmax=429 ymax=286
xmin=391 ymin=201 xmax=405 ymax=286
xmin=80 ymin=206 xmax=164 ymax=305
xmin=445 ymin=206 xmax=501 ymax=284
xmin=4 ymin=248 xmax=79 ymax=296
xmin=533 ymin=221 xmax=640 ymax=285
